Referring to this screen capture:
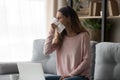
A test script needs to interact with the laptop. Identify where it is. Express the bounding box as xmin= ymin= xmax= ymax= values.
xmin=17 ymin=62 xmax=45 ymax=80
